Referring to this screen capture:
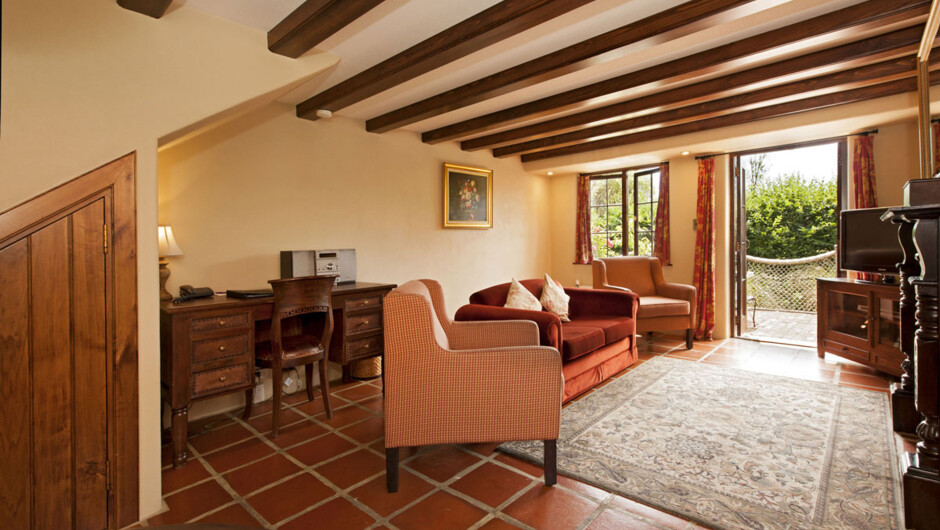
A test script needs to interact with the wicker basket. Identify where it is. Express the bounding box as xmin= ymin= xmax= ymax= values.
xmin=350 ymin=356 xmax=382 ymax=380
